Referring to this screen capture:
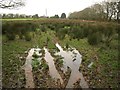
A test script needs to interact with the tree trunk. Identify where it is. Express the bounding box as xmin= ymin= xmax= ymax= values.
xmin=108 ymin=14 xmax=112 ymax=21
xmin=106 ymin=3 xmax=109 ymax=20
xmin=117 ymin=12 xmax=119 ymax=22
